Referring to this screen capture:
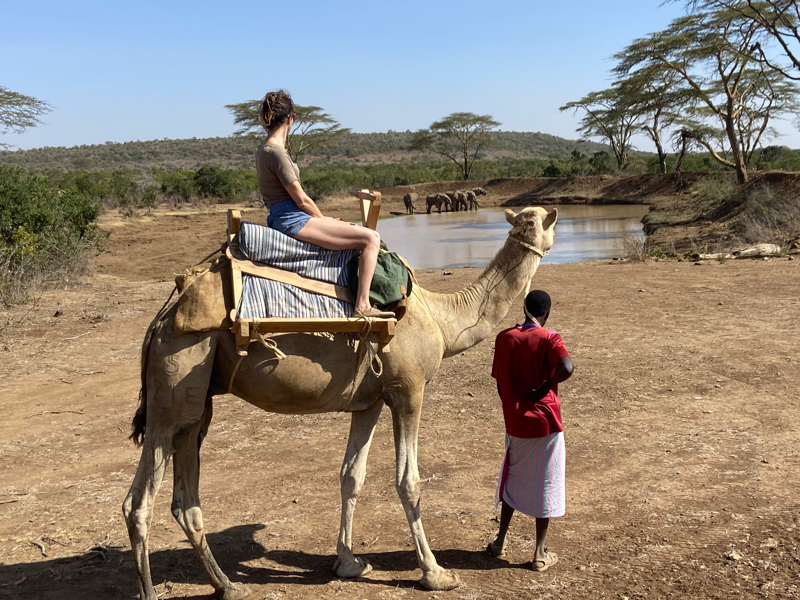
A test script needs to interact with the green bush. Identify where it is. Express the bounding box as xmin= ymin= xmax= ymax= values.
xmin=543 ymin=162 xmax=563 ymax=178
xmin=193 ymin=165 xmax=249 ymax=201
xmin=0 ymin=164 xmax=101 ymax=306
xmin=157 ymin=170 xmax=196 ymax=204
xmin=691 ymin=175 xmax=737 ymax=205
